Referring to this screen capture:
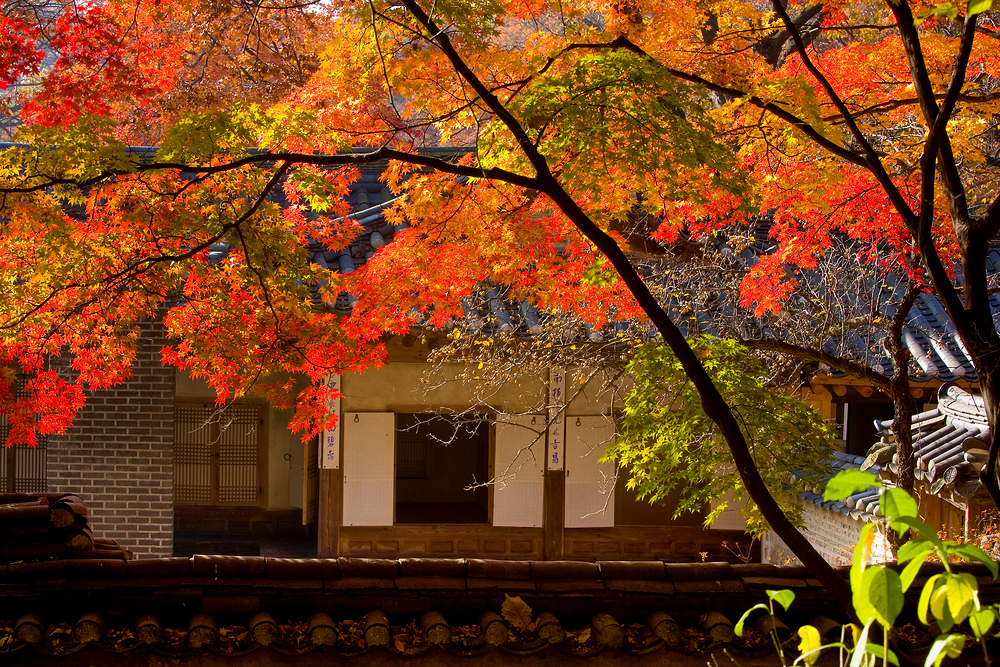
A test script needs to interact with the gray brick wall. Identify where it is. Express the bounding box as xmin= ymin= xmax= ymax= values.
xmin=48 ymin=322 xmax=175 ymax=558
xmin=762 ymin=500 xmax=891 ymax=566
